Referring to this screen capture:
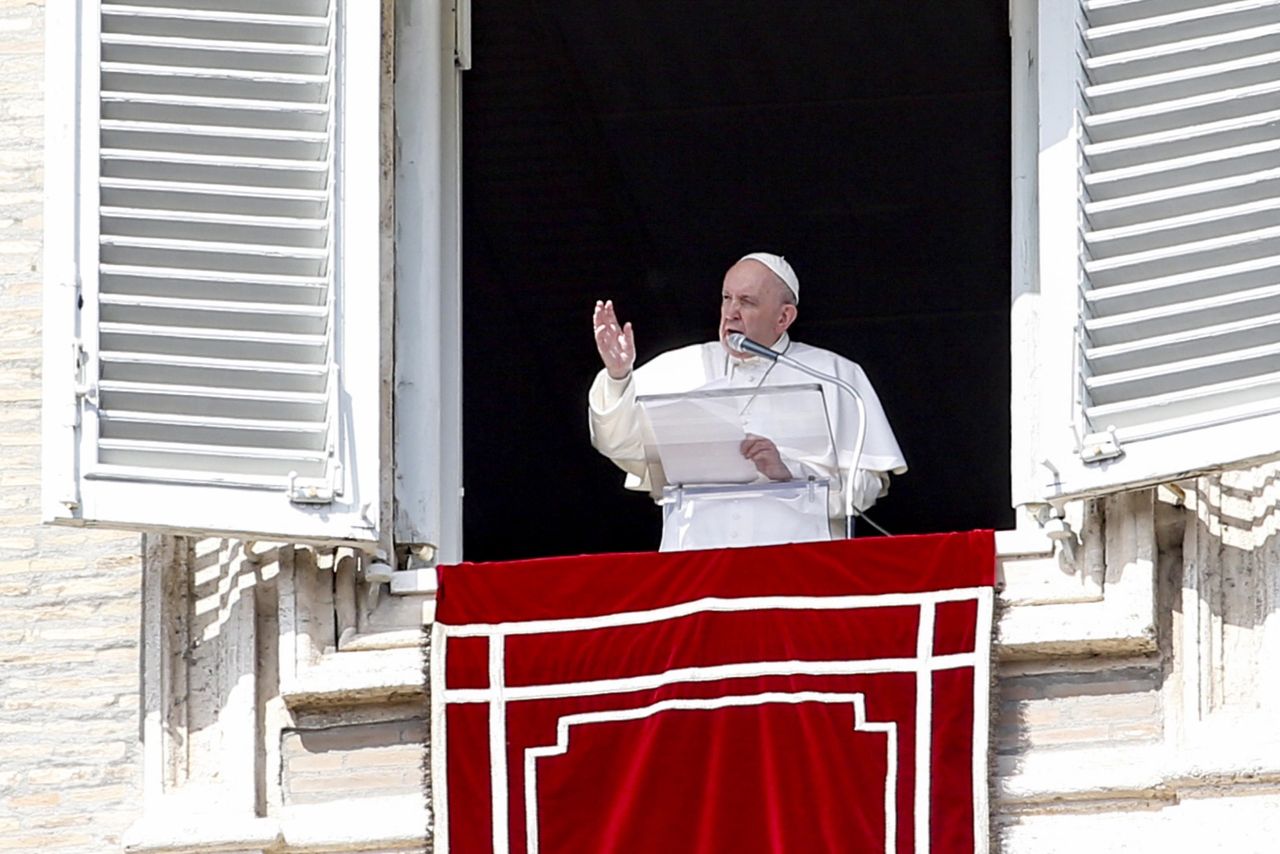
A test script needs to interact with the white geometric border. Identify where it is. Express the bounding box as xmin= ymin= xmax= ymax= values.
xmin=521 ymin=692 xmax=898 ymax=854
xmin=431 ymin=587 xmax=994 ymax=854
